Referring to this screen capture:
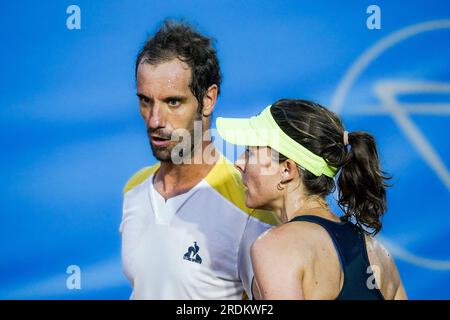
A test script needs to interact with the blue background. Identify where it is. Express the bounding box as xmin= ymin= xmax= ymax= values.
xmin=1 ymin=0 xmax=449 ymax=299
